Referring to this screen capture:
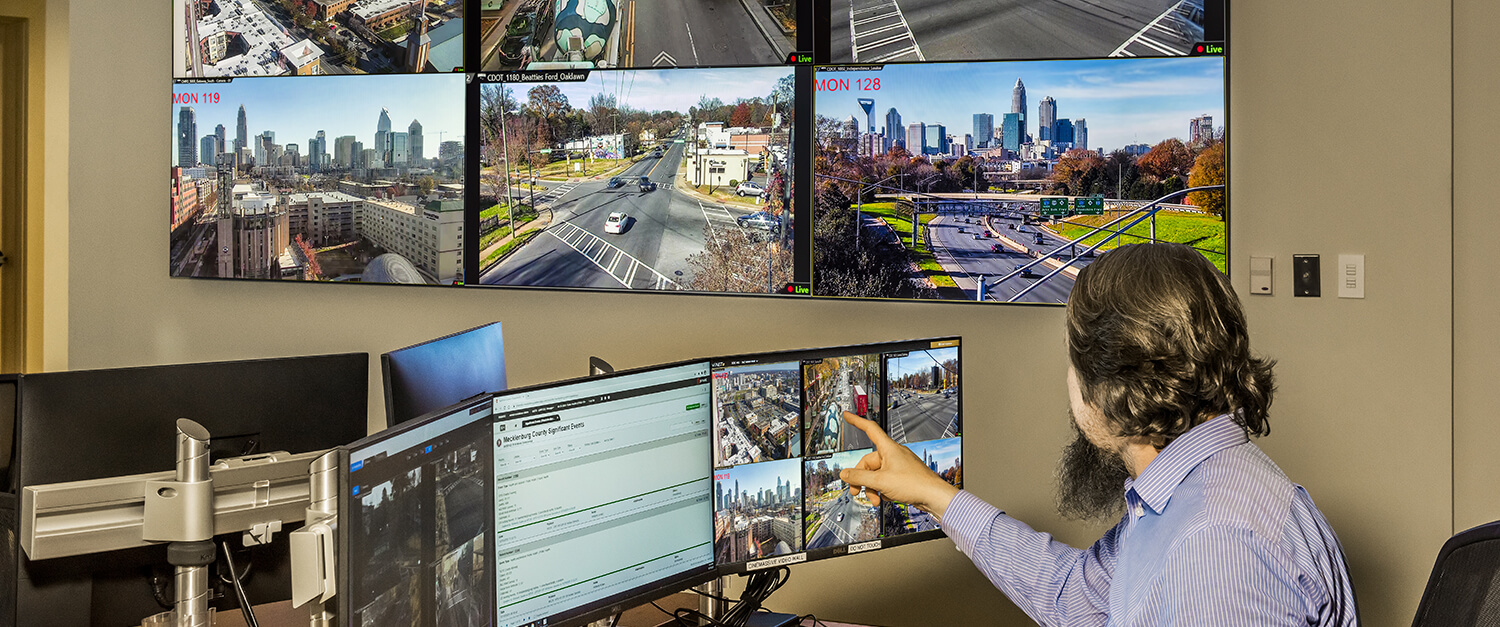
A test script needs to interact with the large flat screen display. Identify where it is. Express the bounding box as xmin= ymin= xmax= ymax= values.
xmin=170 ymin=1 xmax=1226 ymax=305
